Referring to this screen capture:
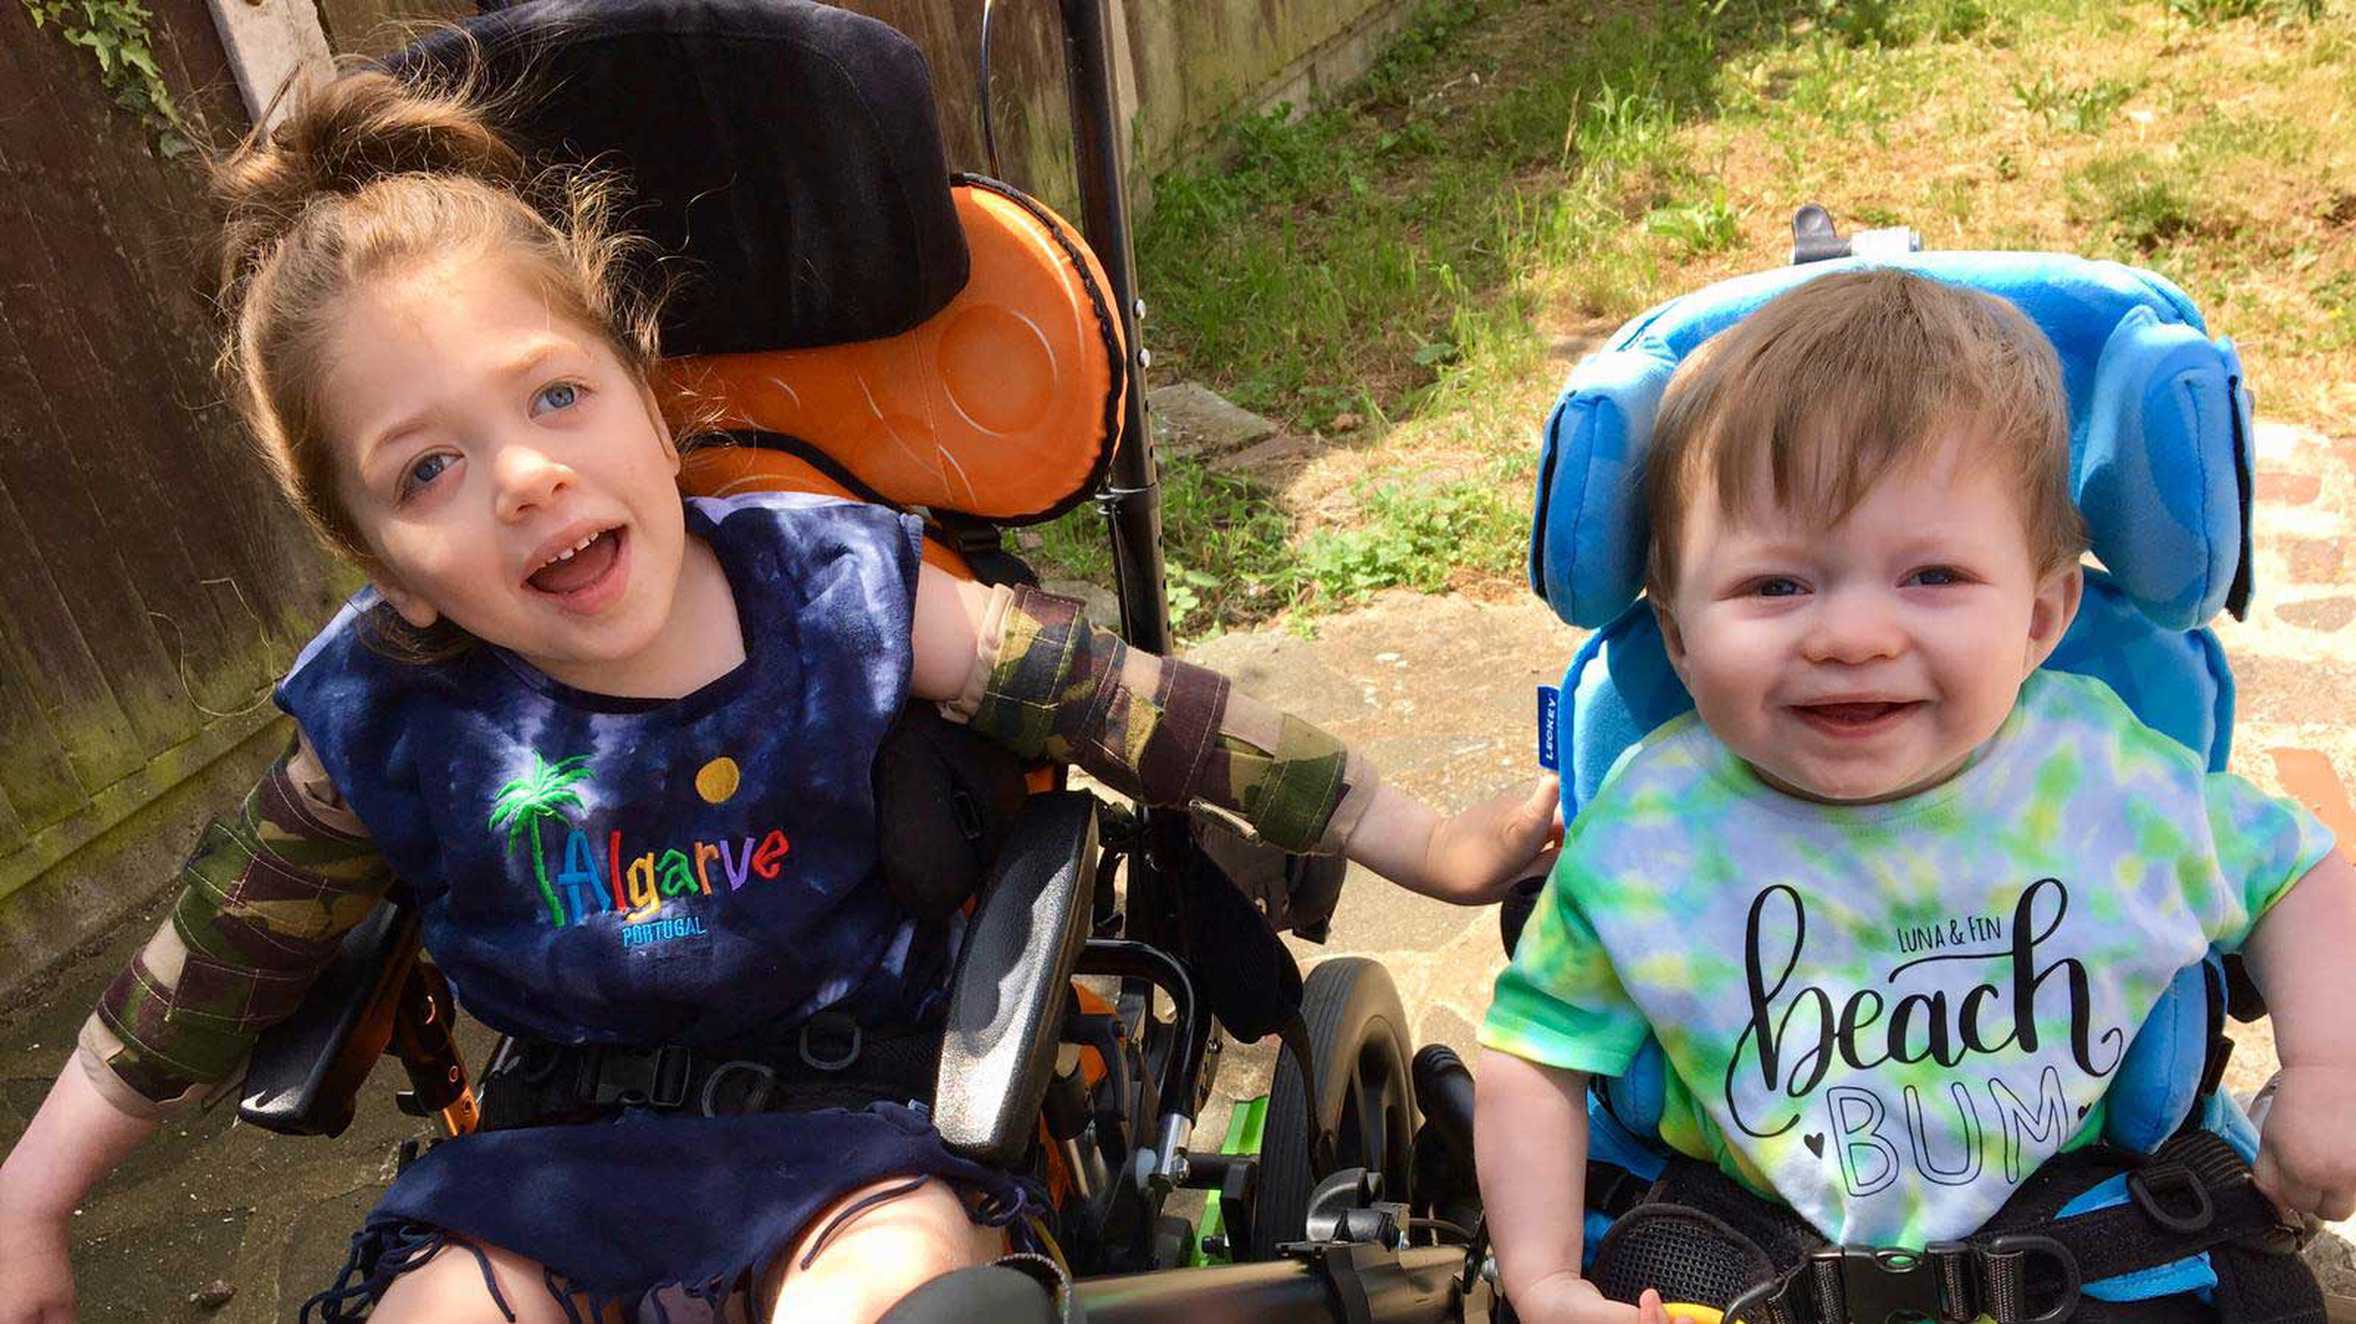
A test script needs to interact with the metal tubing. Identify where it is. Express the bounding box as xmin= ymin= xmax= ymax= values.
xmin=1077 ymin=940 xmax=1207 ymax=1133
xmin=1054 ymin=0 xmax=1165 ymax=654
